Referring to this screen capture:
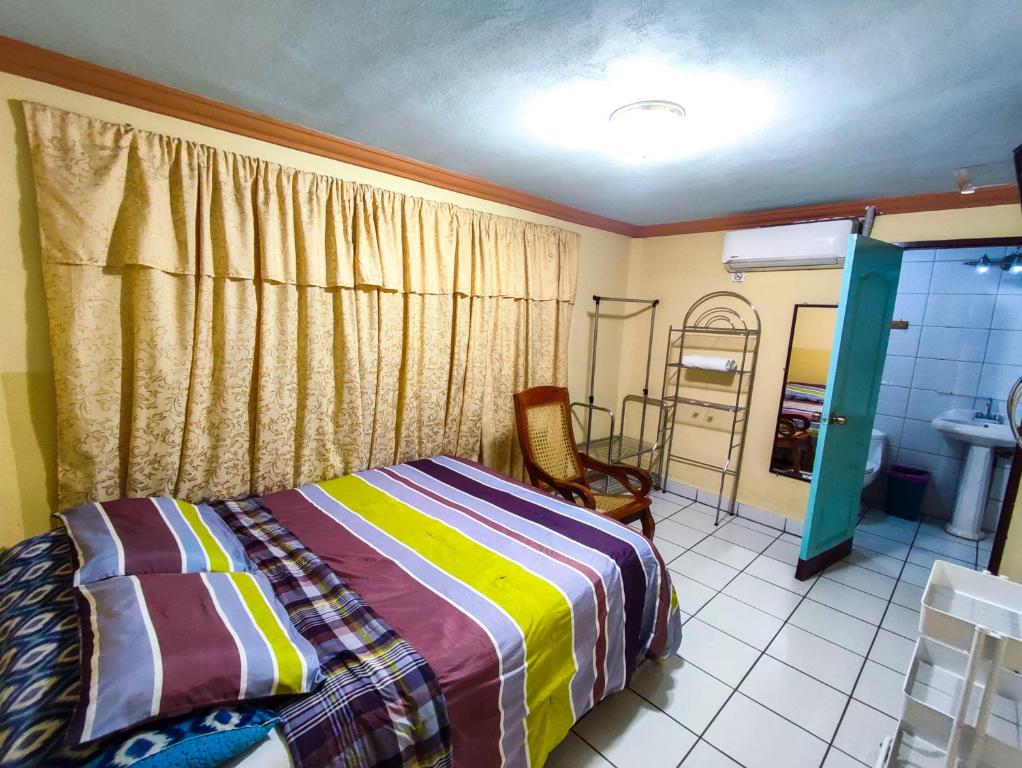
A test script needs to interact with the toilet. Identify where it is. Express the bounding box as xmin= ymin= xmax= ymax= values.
xmin=863 ymin=428 xmax=888 ymax=488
